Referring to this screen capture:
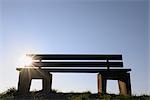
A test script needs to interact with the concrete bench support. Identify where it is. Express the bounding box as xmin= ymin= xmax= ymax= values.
xmin=97 ymin=72 xmax=131 ymax=96
xmin=17 ymin=68 xmax=52 ymax=94
xmin=118 ymin=73 xmax=131 ymax=95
